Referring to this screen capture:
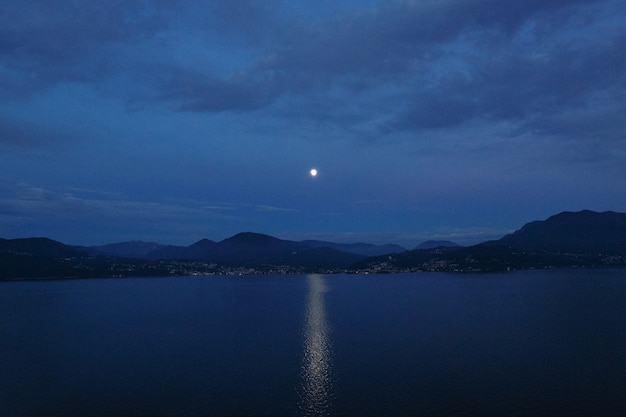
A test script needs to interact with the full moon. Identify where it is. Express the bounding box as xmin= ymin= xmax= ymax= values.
xmin=310 ymin=168 xmax=318 ymax=177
